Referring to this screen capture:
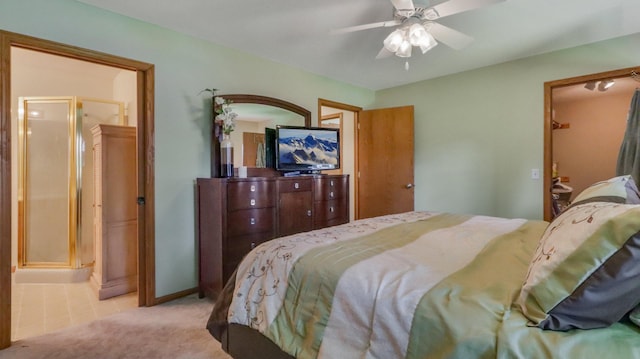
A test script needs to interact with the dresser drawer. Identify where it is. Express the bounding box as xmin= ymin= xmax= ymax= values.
xmin=227 ymin=180 xmax=275 ymax=210
xmin=225 ymin=233 xmax=272 ymax=264
xmin=223 ymin=233 xmax=273 ymax=280
xmin=226 ymin=208 xmax=275 ymax=237
xmin=314 ymin=177 xmax=347 ymax=201
xmin=313 ymin=199 xmax=347 ymax=224
xmin=277 ymin=177 xmax=312 ymax=193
